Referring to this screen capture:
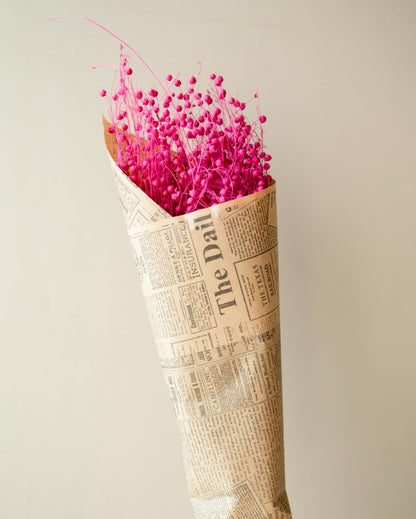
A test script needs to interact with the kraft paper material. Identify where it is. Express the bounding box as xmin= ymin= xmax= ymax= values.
xmin=104 ymin=121 xmax=292 ymax=519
